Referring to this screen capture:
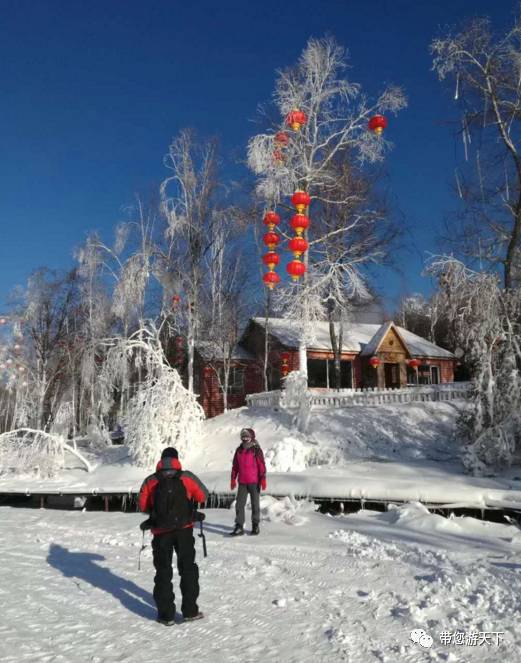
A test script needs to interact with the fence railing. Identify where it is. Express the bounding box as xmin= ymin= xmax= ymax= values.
xmin=246 ymin=382 xmax=472 ymax=409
